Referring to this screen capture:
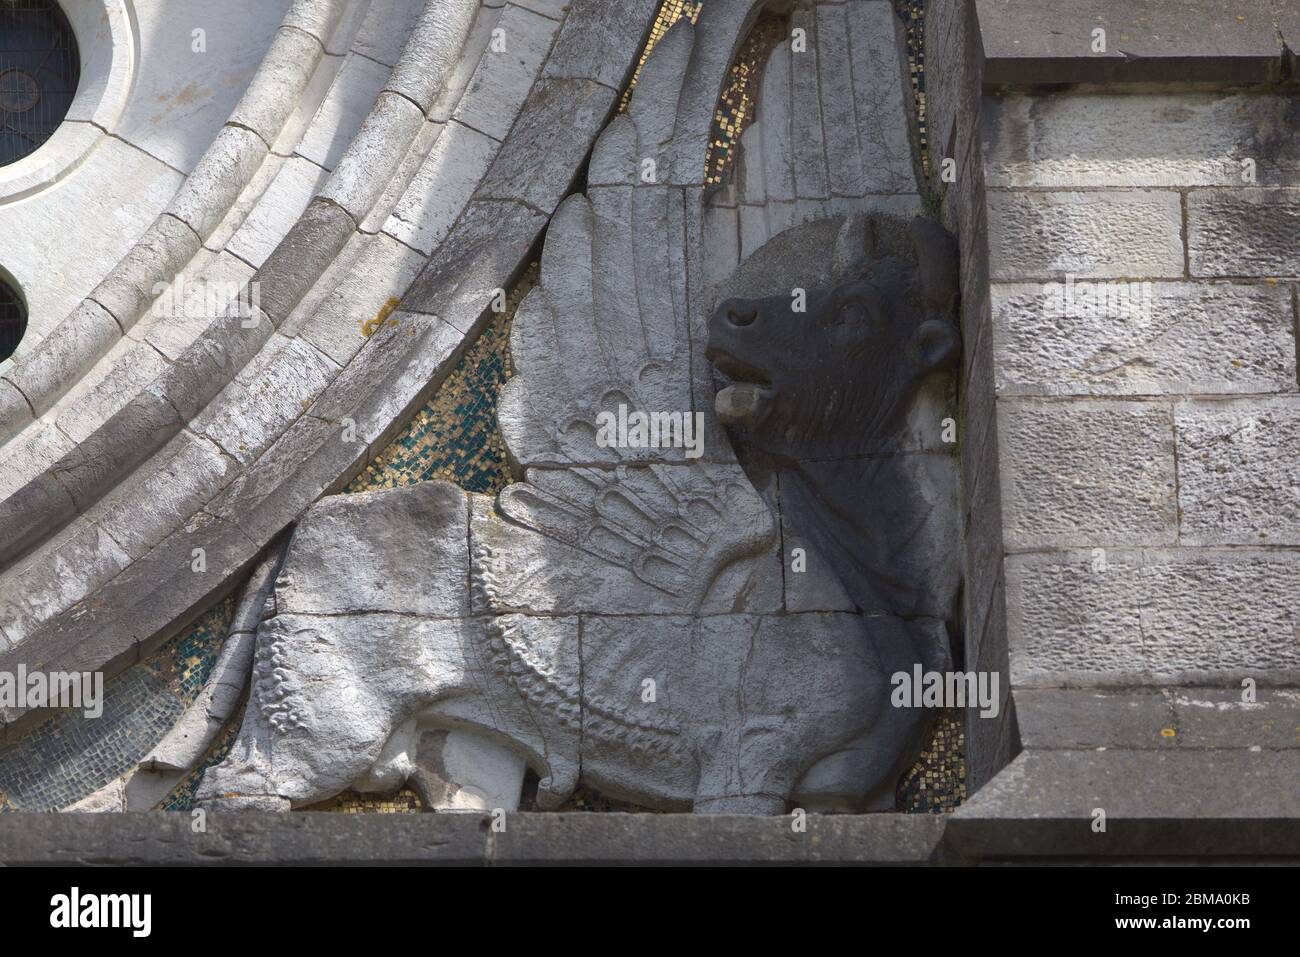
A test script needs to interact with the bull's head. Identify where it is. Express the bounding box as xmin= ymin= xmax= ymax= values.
xmin=706 ymin=216 xmax=960 ymax=461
